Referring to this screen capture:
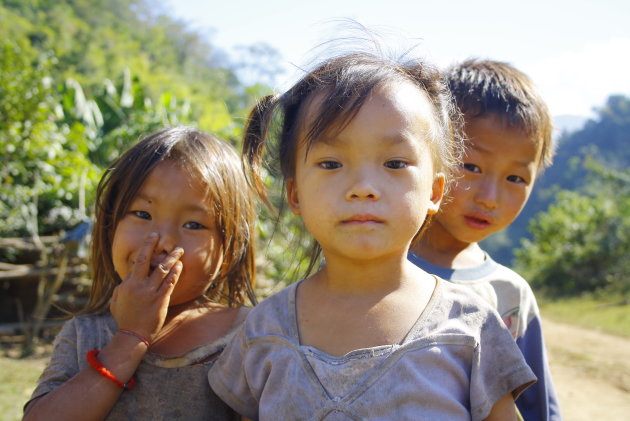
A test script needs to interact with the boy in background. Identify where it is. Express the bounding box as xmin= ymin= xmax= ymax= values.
xmin=409 ymin=59 xmax=561 ymax=421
